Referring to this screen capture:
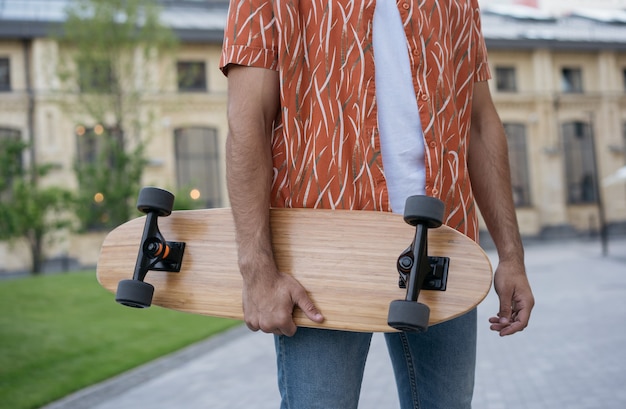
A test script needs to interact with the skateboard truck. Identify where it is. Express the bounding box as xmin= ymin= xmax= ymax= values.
xmin=397 ymin=250 xmax=449 ymax=292
xmin=388 ymin=195 xmax=446 ymax=333
xmin=115 ymin=187 xmax=186 ymax=308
